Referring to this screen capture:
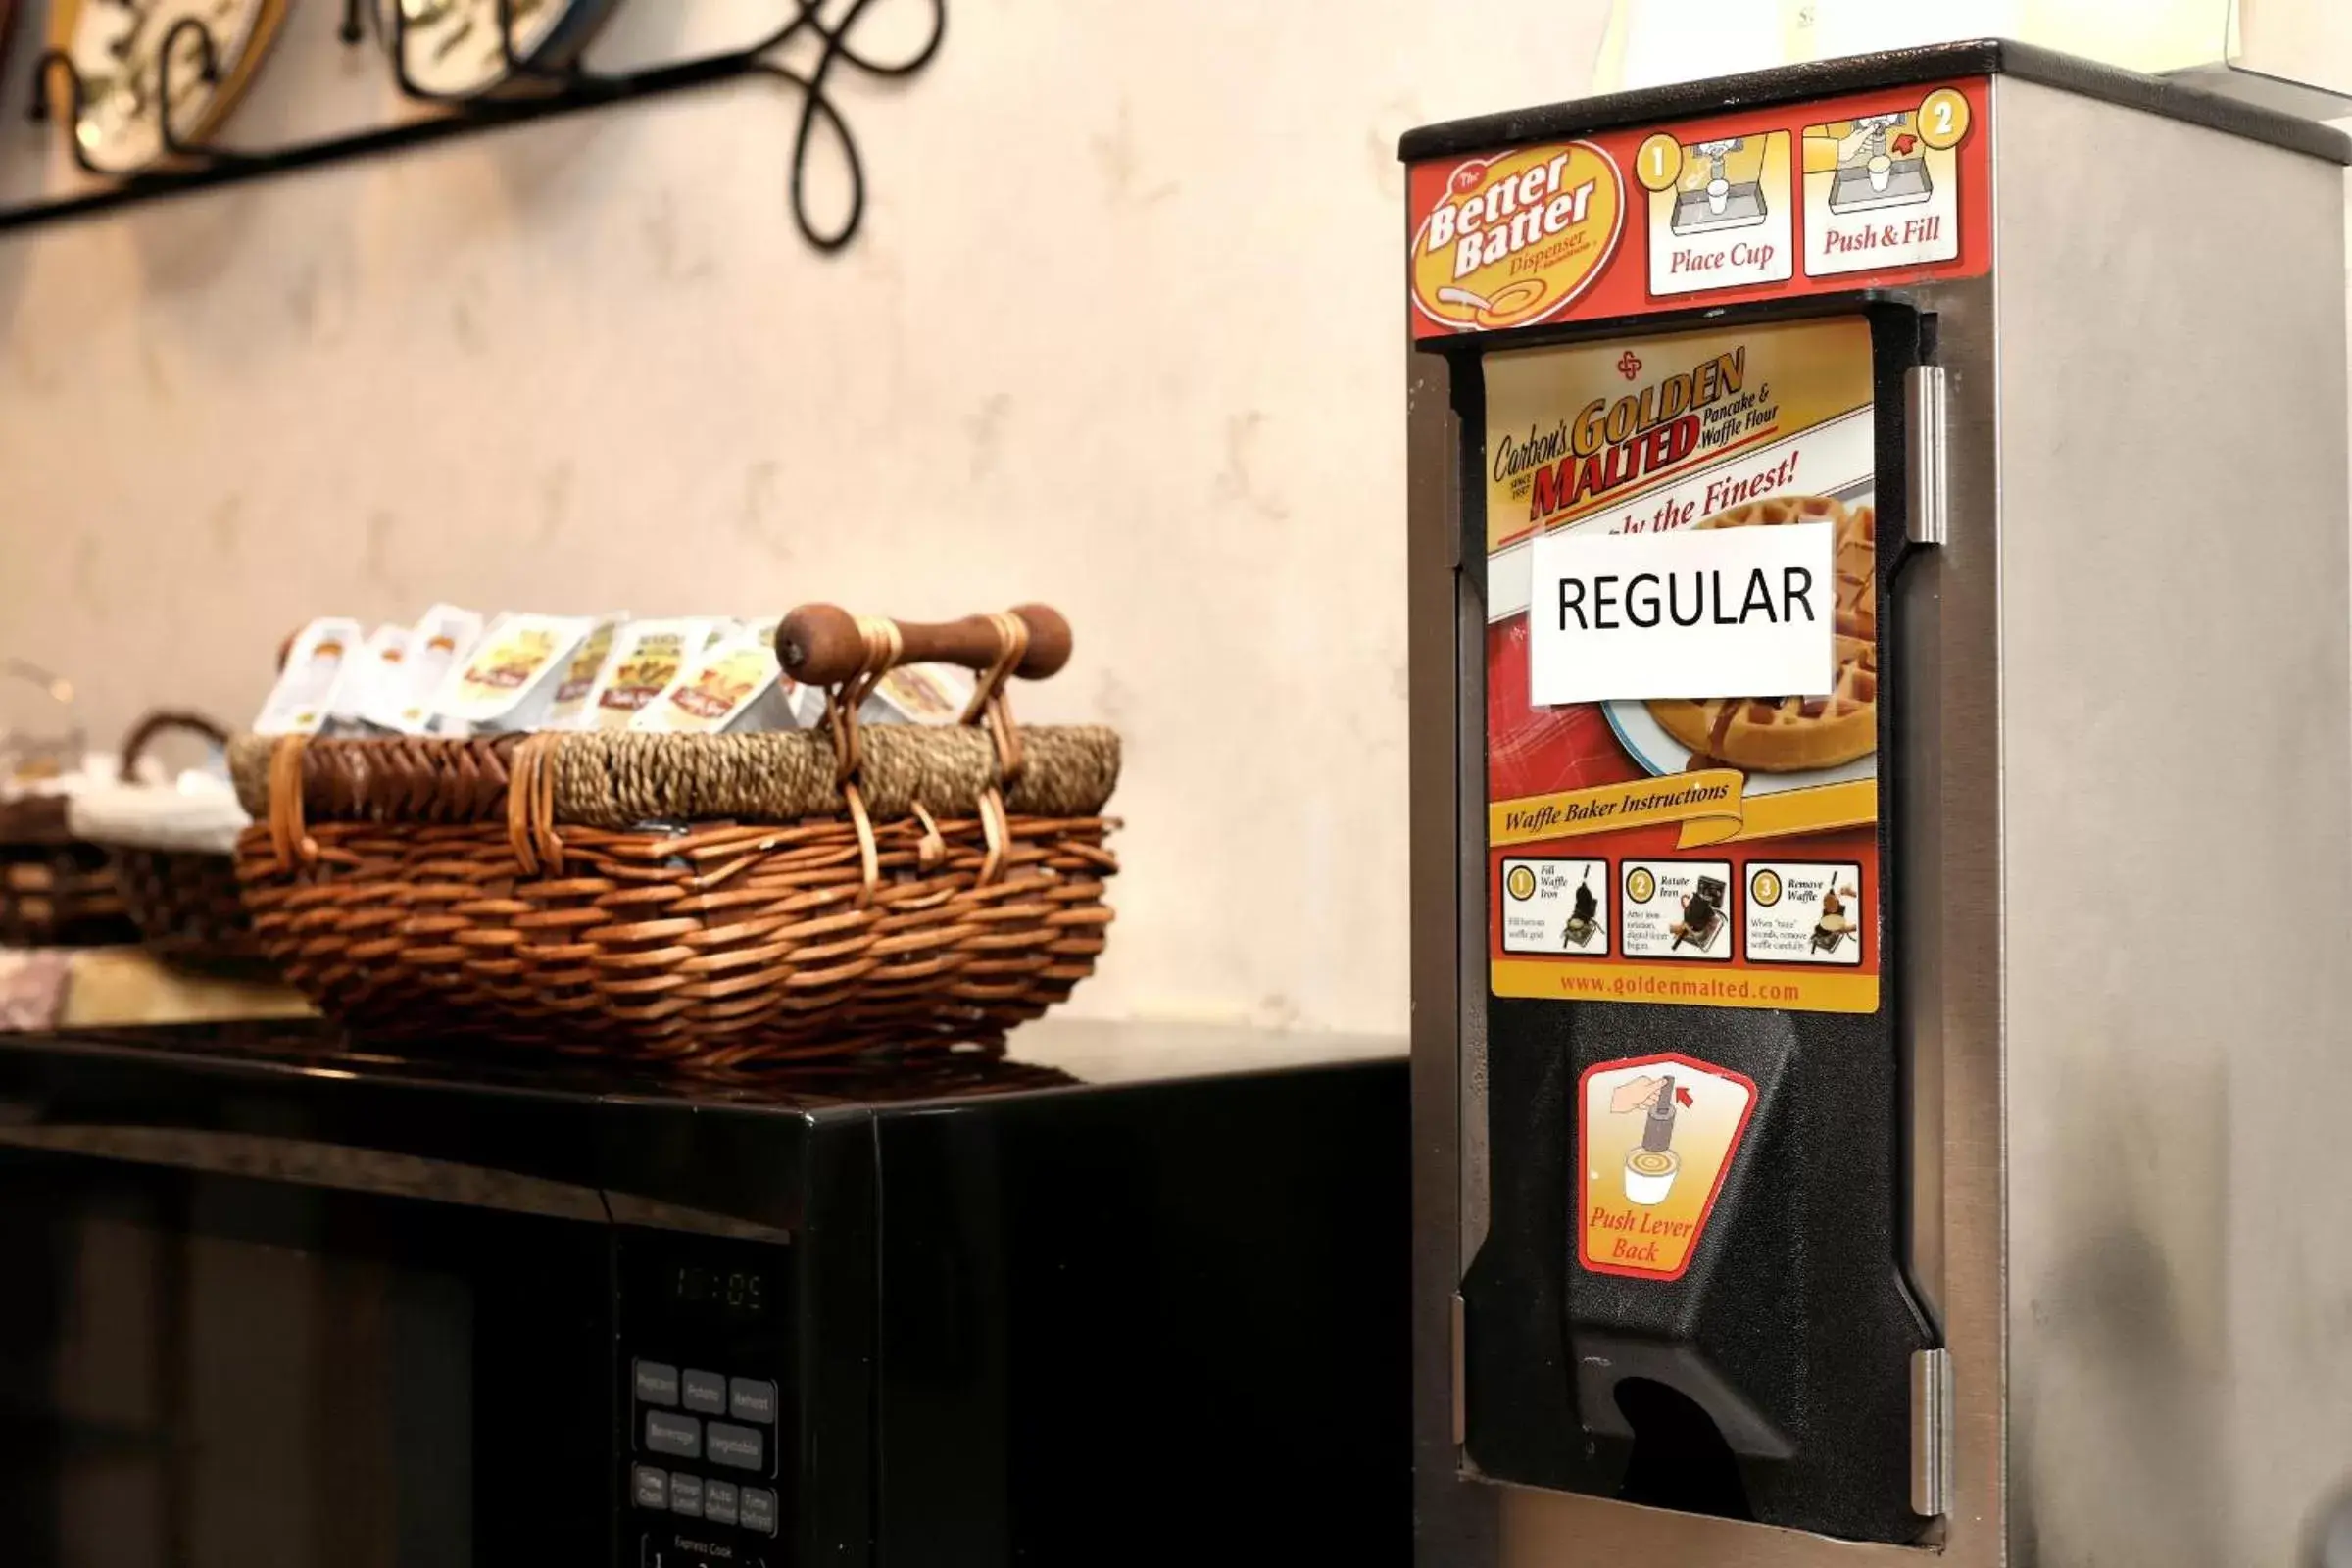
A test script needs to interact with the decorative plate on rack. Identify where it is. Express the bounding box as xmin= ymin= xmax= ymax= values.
xmin=374 ymin=0 xmax=619 ymax=100
xmin=47 ymin=0 xmax=289 ymax=175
